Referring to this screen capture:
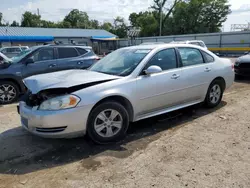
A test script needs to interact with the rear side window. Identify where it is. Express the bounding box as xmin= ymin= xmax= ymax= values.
xmin=178 ymin=47 xmax=204 ymax=67
xmin=76 ymin=48 xmax=88 ymax=55
xmin=57 ymin=47 xmax=78 ymax=59
xmin=202 ymin=51 xmax=214 ymax=63
xmin=199 ymin=42 xmax=205 ymax=47
xmin=190 ymin=42 xmax=202 ymax=47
